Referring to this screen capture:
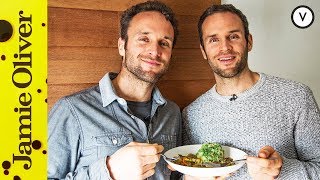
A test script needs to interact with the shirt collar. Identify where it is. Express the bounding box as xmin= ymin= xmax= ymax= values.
xmin=99 ymin=72 xmax=119 ymax=107
xmin=152 ymin=86 xmax=166 ymax=105
xmin=99 ymin=72 xmax=166 ymax=107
